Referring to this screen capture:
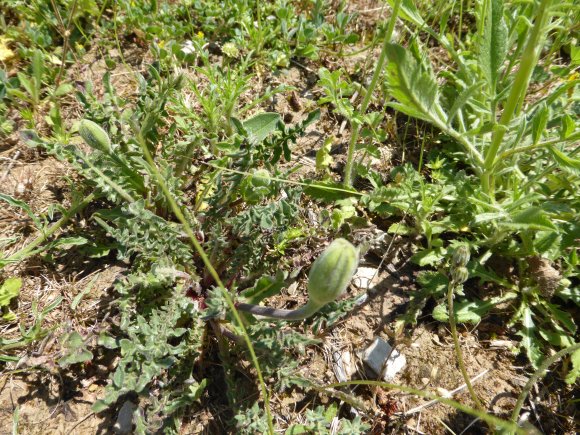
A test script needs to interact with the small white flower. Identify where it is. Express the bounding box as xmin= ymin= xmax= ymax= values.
xmin=181 ymin=40 xmax=196 ymax=55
